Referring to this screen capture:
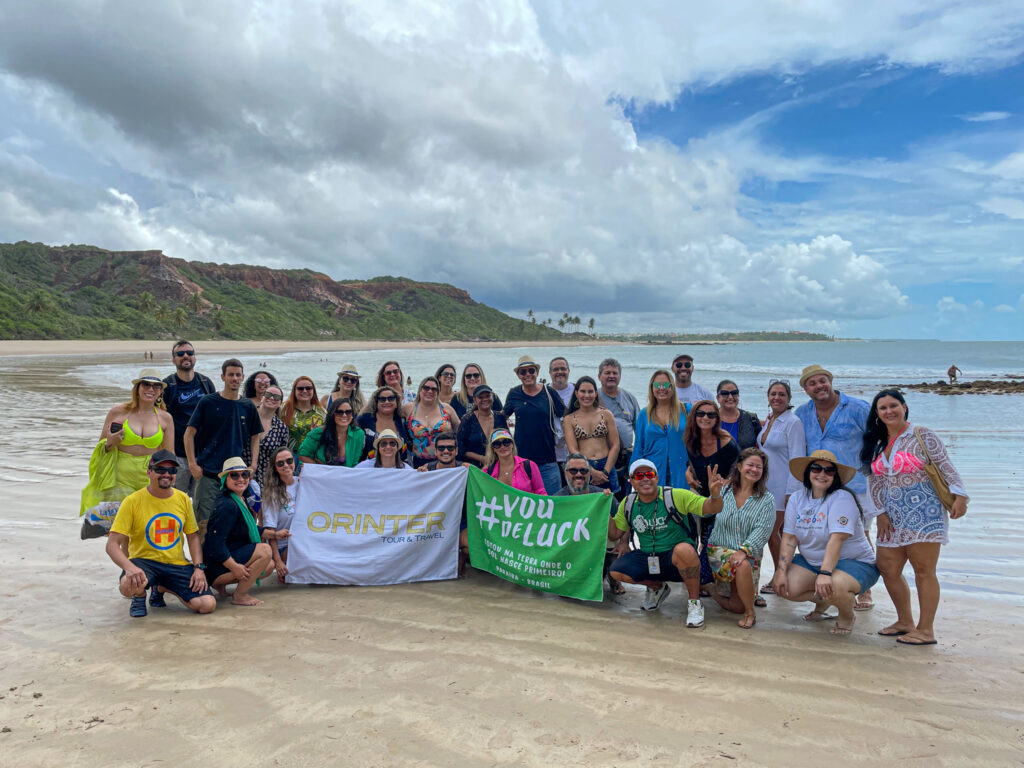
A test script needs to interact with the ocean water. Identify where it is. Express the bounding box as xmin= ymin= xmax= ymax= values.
xmin=1 ymin=340 xmax=1021 ymax=605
